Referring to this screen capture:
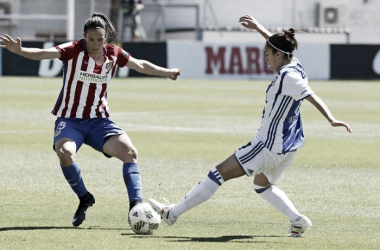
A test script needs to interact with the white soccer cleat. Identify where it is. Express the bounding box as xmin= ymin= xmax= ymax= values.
xmin=288 ymin=215 xmax=312 ymax=237
xmin=148 ymin=198 xmax=178 ymax=226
